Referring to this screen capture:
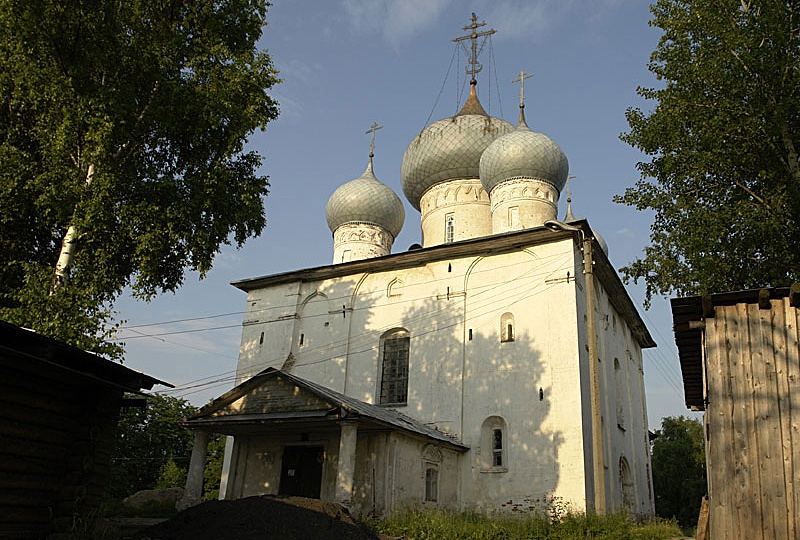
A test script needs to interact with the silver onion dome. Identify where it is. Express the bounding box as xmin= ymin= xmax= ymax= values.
xmin=479 ymin=111 xmax=569 ymax=194
xmin=326 ymin=161 xmax=405 ymax=238
xmin=400 ymin=87 xmax=514 ymax=210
